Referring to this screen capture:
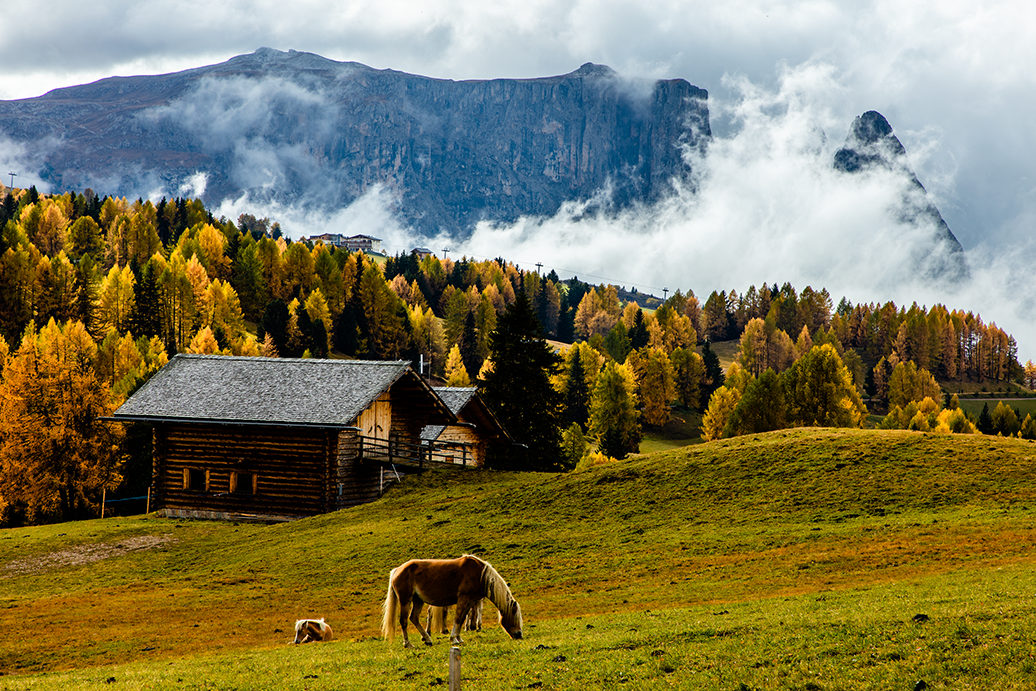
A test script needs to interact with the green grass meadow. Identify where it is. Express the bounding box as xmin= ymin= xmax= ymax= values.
xmin=3 ymin=429 xmax=1036 ymax=689
xmin=957 ymin=398 xmax=1036 ymax=420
